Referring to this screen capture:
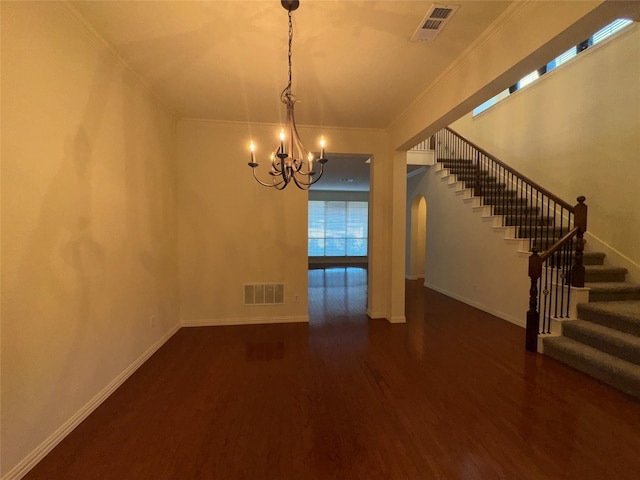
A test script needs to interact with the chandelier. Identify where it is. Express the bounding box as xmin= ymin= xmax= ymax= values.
xmin=248 ymin=0 xmax=328 ymax=190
